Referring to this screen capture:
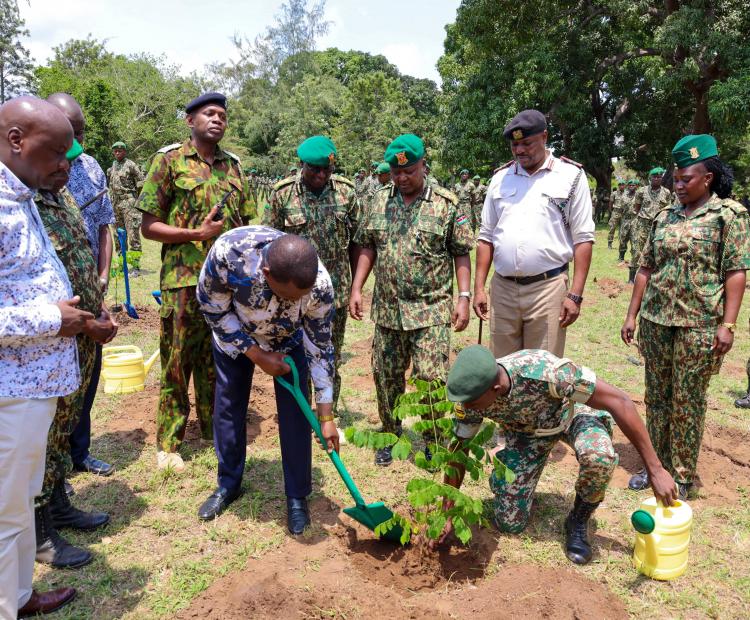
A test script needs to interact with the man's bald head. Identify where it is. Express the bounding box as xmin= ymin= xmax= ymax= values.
xmin=0 ymin=96 xmax=73 ymax=190
xmin=47 ymin=93 xmax=85 ymax=143
xmin=264 ymin=234 xmax=320 ymax=298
